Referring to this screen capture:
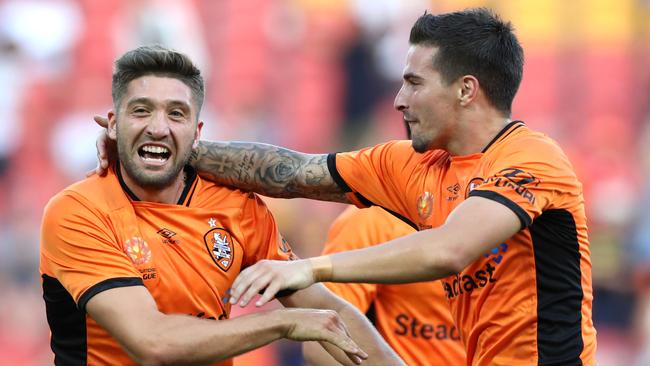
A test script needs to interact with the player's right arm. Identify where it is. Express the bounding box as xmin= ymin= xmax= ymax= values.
xmin=191 ymin=140 xmax=350 ymax=202
xmin=41 ymin=192 xmax=366 ymax=365
xmin=86 ymin=286 xmax=365 ymax=365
